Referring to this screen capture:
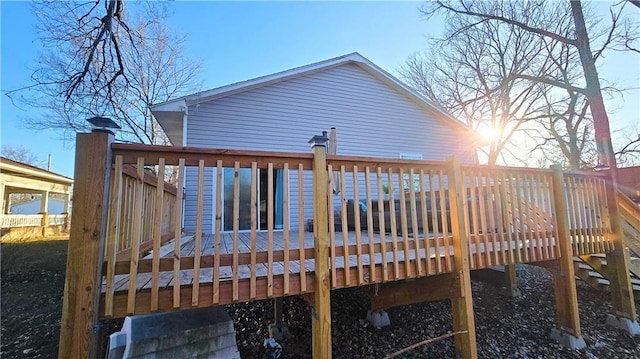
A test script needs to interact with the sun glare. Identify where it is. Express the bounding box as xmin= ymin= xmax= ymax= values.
xmin=477 ymin=126 xmax=499 ymax=141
